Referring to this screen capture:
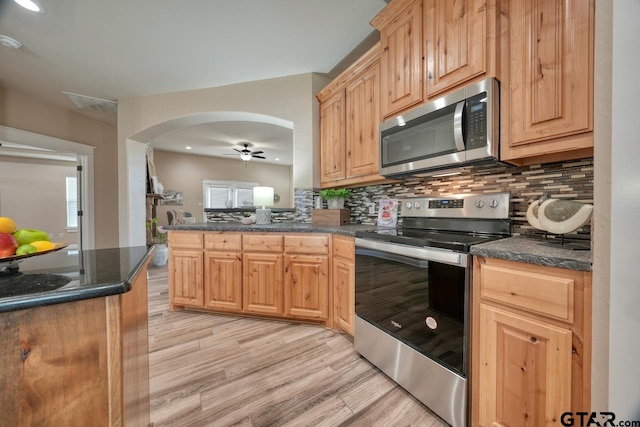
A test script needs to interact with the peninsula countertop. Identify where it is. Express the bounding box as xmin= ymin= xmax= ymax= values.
xmin=0 ymin=245 xmax=155 ymax=313
xmin=163 ymin=221 xmax=388 ymax=236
